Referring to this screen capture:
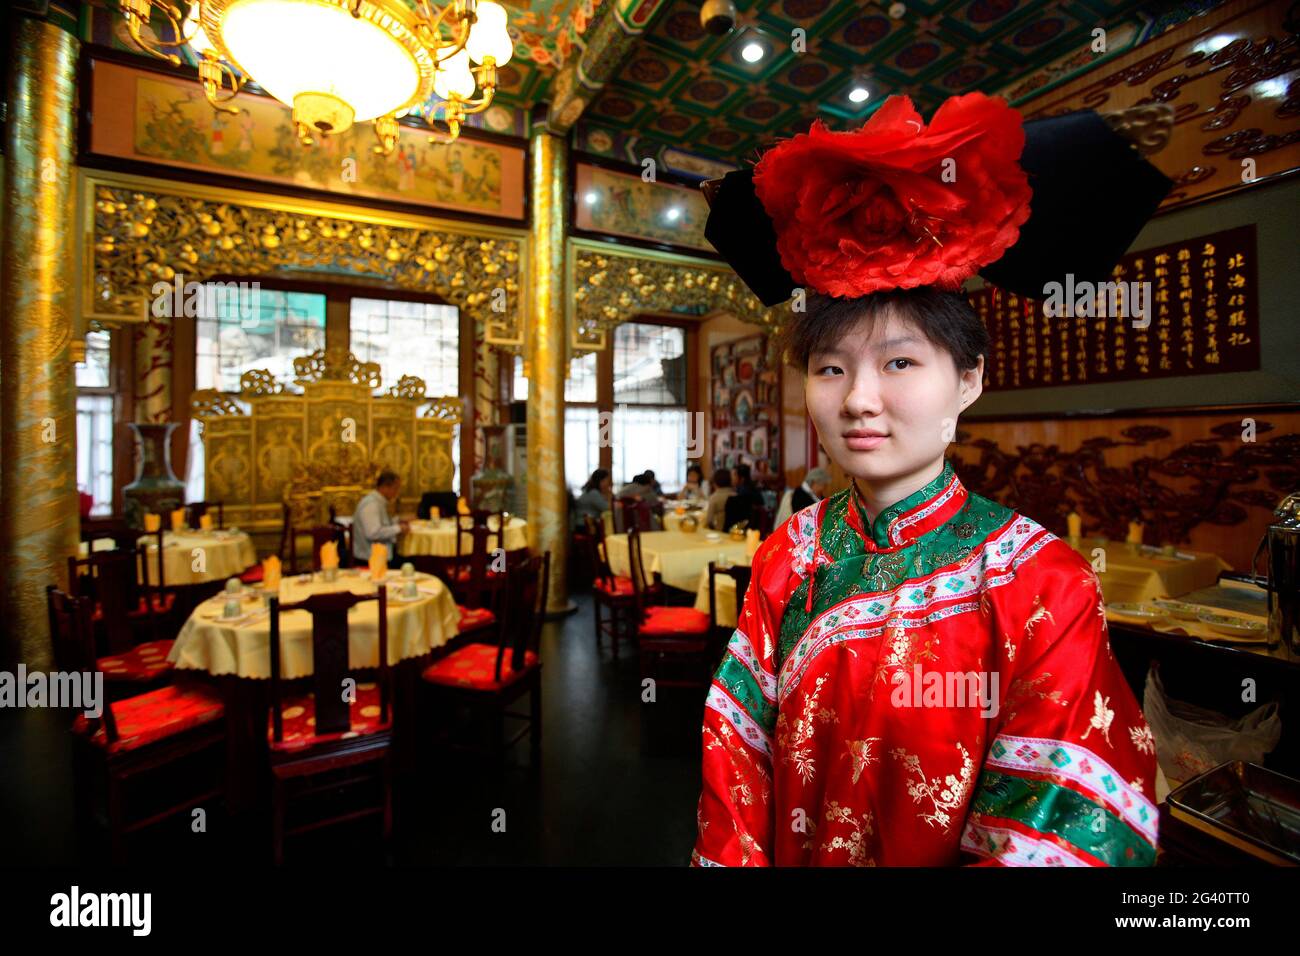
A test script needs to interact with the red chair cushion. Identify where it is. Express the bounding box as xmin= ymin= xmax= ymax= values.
xmin=97 ymin=639 xmax=175 ymax=683
xmin=239 ymin=565 xmax=264 ymax=584
xmin=639 ymin=606 xmax=711 ymax=636
xmin=457 ymin=605 xmax=497 ymax=632
xmin=268 ymin=682 xmax=390 ymax=753
xmin=421 ymin=642 xmax=539 ymax=692
xmin=593 ymin=576 xmax=635 ymax=598
xmin=449 ymin=566 xmax=506 ymax=584
xmin=73 ymin=684 xmax=224 ymax=754
xmin=91 ymin=593 xmax=175 ymax=622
